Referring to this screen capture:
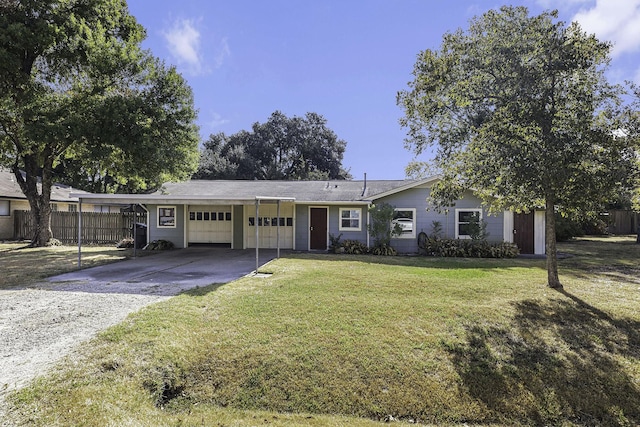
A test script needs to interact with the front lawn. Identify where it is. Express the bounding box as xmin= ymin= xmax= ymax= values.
xmin=6 ymin=236 xmax=640 ymax=426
